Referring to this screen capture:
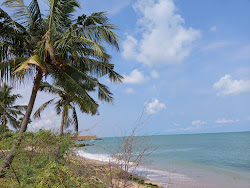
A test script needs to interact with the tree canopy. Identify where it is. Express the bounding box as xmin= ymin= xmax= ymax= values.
xmin=0 ymin=0 xmax=122 ymax=173
xmin=0 ymin=83 xmax=26 ymax=132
